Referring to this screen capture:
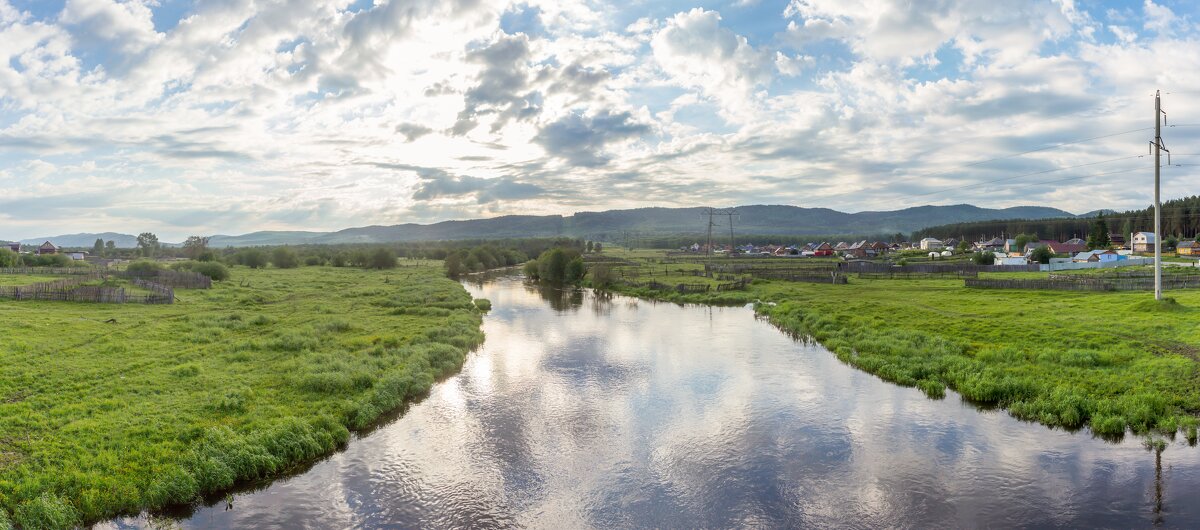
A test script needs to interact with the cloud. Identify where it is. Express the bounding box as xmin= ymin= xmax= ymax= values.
xmin=410 ymin=166 xmax=545 ymax=203
xmin=534 ymin=109 xmax=649 ymax=167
